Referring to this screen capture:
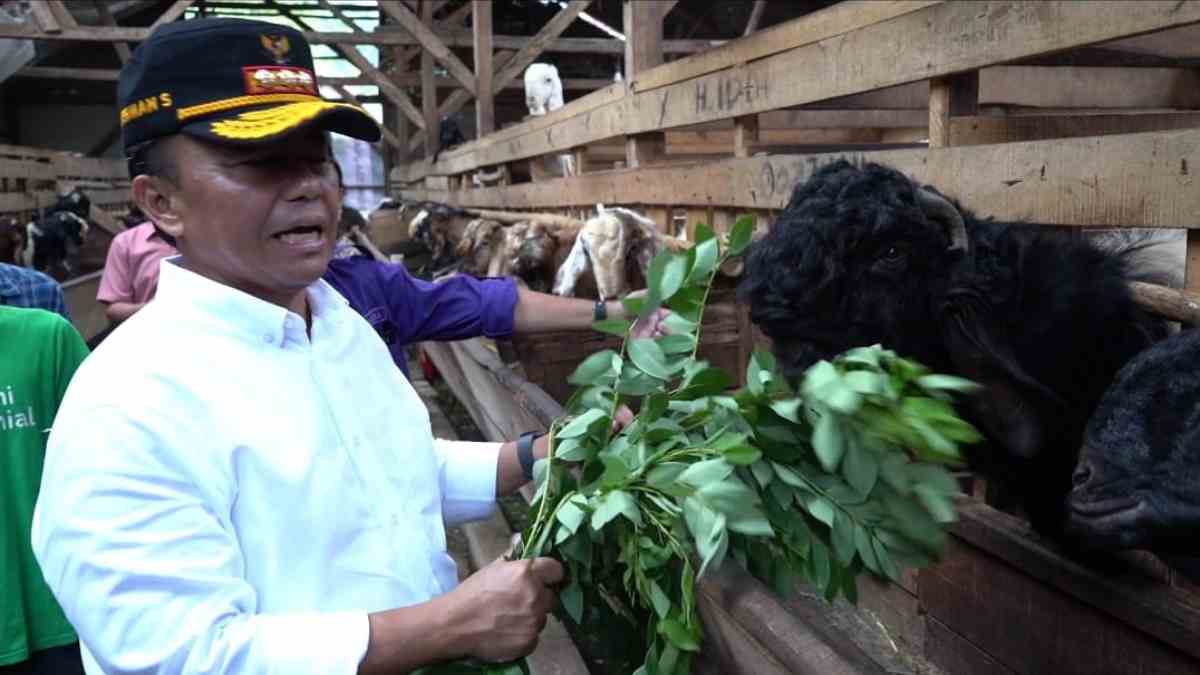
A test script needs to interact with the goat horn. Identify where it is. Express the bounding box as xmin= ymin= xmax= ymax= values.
xmin=916 ymin=186 xmax=968 ymax=252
